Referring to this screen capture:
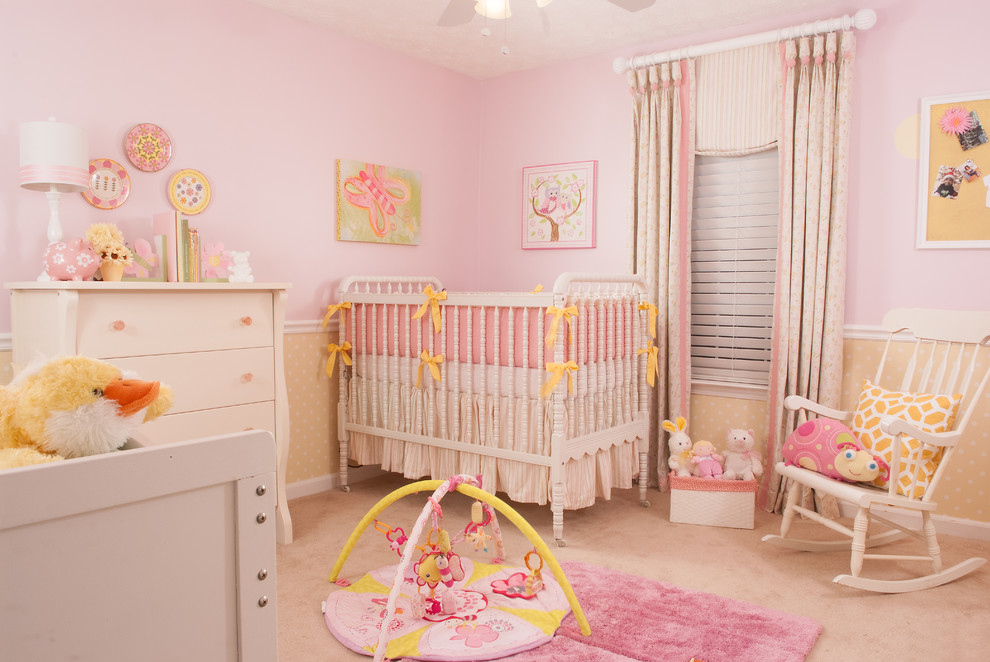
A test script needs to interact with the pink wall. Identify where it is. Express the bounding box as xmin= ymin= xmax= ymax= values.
xmin=1 ymin=0 xmax=482 ymax=330
xmin=475 ymin=0 xmax=990 ymax=323
xmin=2 ymin=0 xmax=988 ymax=336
